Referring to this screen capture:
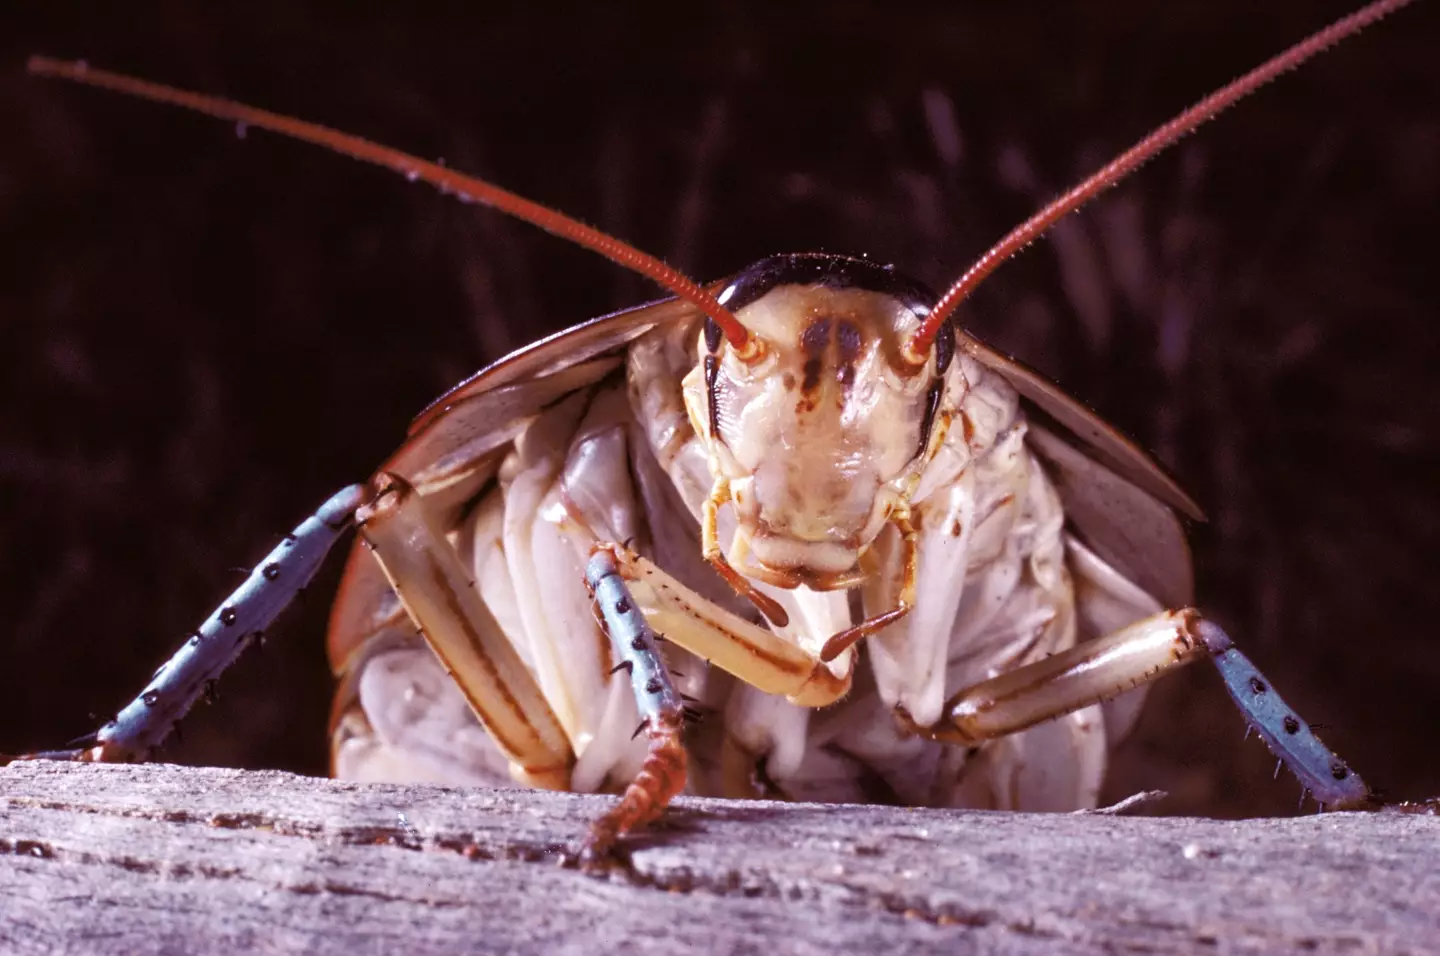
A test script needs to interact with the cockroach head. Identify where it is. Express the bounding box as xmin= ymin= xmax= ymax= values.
xmin=682 ymin=254 xmax=954 ymax=589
